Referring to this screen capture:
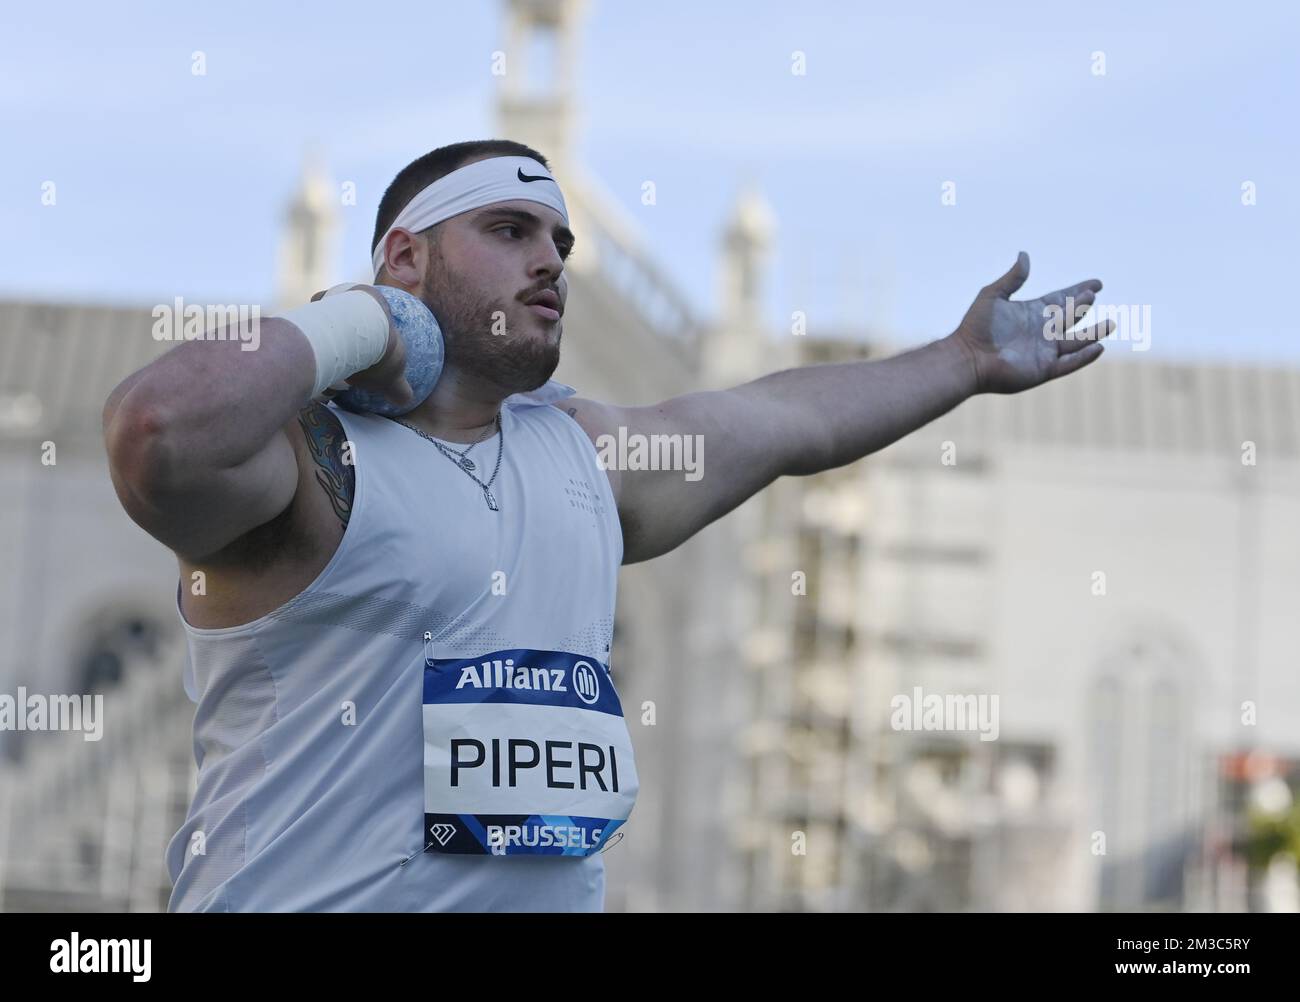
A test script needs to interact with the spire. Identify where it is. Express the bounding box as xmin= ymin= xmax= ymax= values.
xmin=275 ymin=146 xmax=338 ymax=309
xmin=704 ymin=180 xmax=780 ymax=382
xmin=495 ymin=0 xmax=588 ymax=170
xmin=718 ymin=180 xmax=775 ymax=326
